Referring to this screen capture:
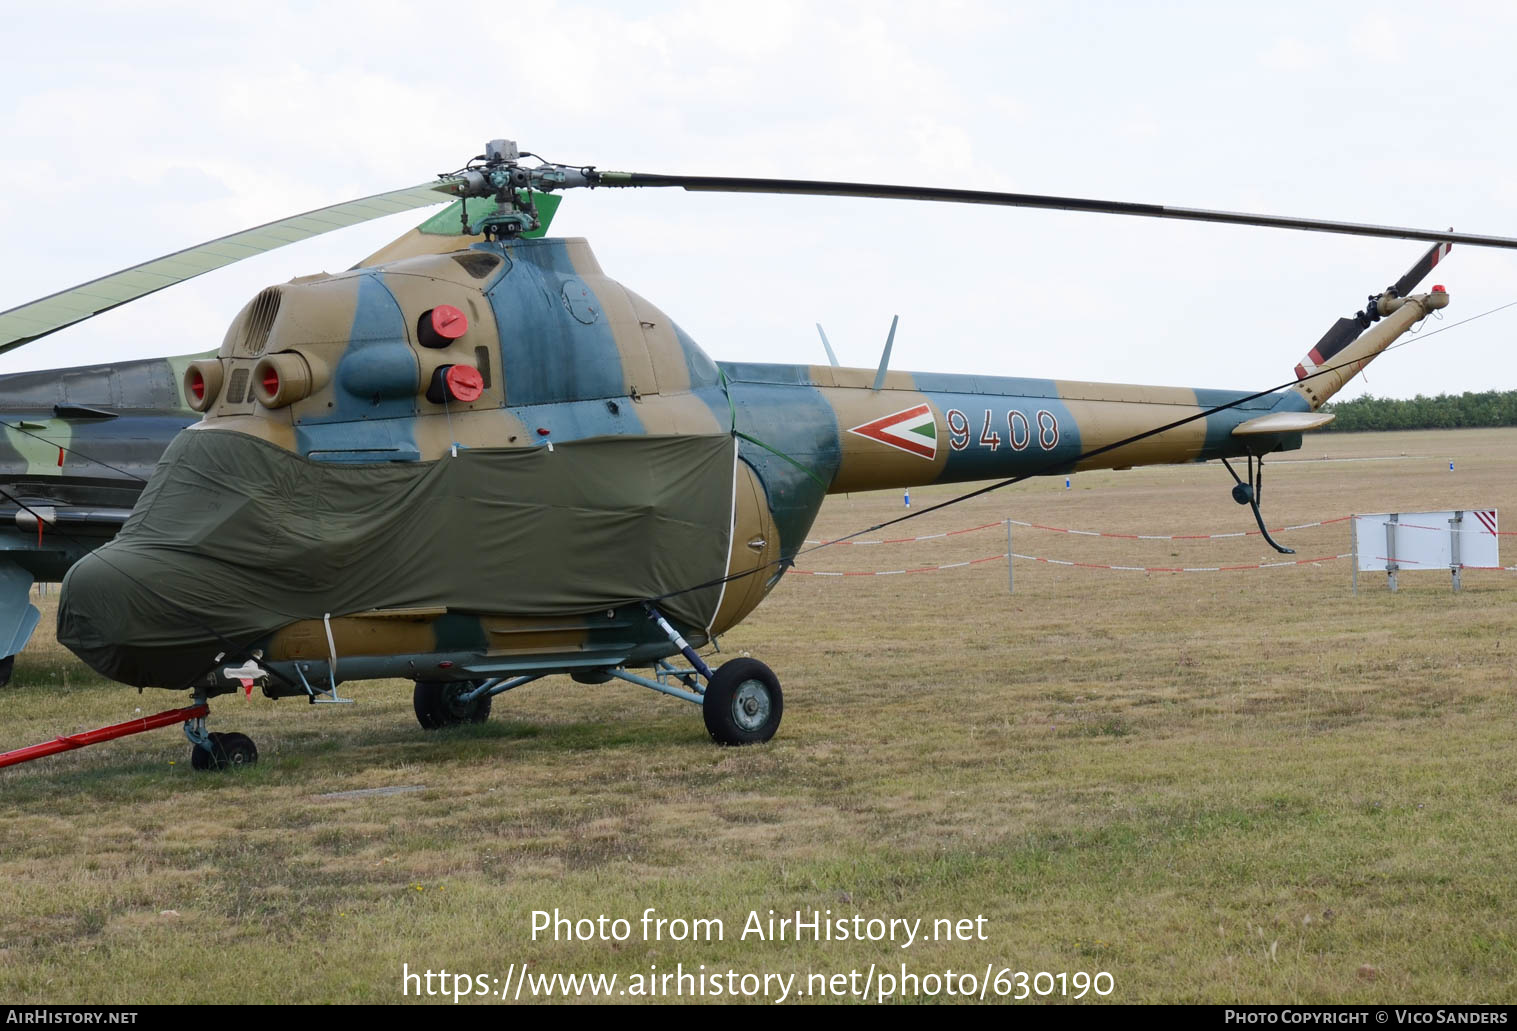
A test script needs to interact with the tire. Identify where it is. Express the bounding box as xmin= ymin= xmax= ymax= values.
xmin=702 ymin=658 xmax=782 ymax=746
xmin=190 ymin=731 xmax=258 ymax=771
xmin=216 ymin=732 xmax=259 ymax=768
xmin=190 ymin=741 xmax=216 ymax=771
xmin=413 ymin=680 xmax=493 ymax=730
xmin=0 ymin=654 xmax=13 ymax=688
